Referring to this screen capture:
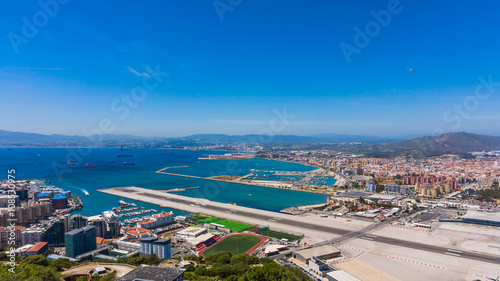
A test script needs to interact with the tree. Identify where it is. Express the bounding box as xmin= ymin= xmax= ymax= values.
xmin=230 ymin=254 xmax=259 ymax=265
xmin=50 ymin=258 xmax=78 ymax=271
xmin=22 ymin=255 xmax=49 ymax=267
xmin=206 ymin=251 xmax=232 ymax=264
